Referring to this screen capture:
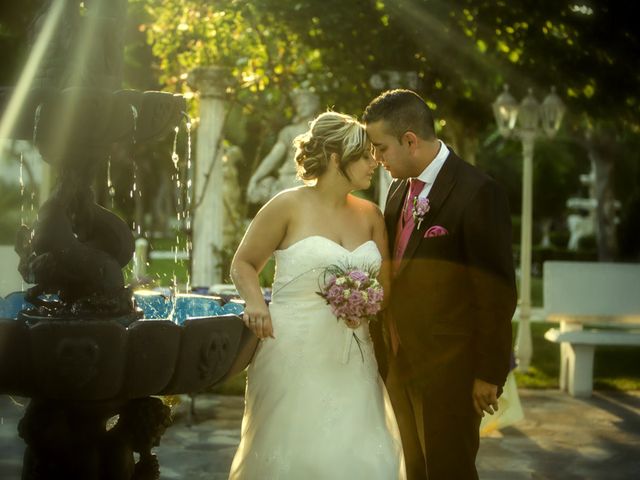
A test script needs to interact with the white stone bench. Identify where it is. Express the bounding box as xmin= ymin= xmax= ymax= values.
xmin=543 ymin=261 xmax=640 ymax=397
